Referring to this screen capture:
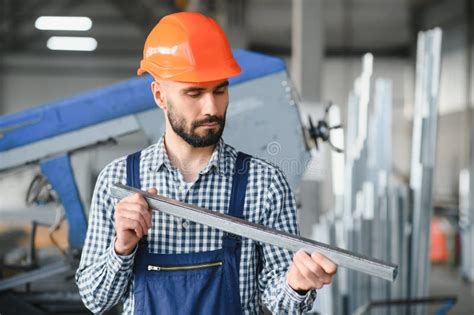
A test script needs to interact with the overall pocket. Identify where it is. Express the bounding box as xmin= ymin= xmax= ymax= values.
xmin=147 ymin=261 xmax=223 ymax=272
